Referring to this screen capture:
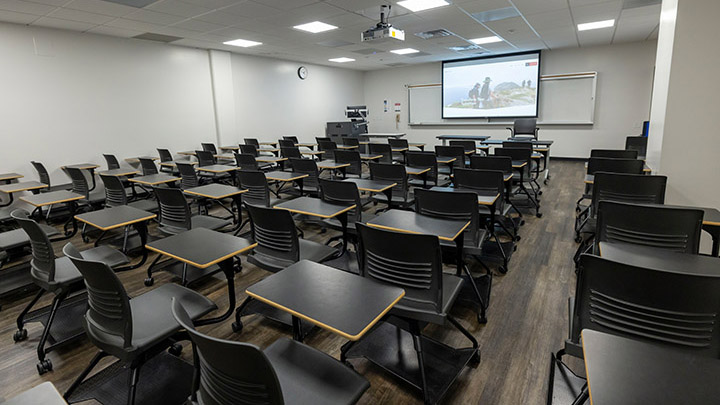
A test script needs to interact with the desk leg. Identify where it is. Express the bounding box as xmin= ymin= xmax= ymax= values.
xmin=704 ymin=225 xmax=720 ymax=257
xmin=195 ymin=258 xmax=237 ymax=326
xmin=88 ymin=169 xmax=97 ymax=191
xmin=330 ymin=211 xmax=348 ymax=259
xmin=59 ymin=201 xmax=78 ymax=240
xmin=292 ymin=316 xmax=304 ymax=343
xmin=114 ymin=221 xmax=150 ymax=272
xmin=456 ymin=232 xmax=488 ymax=324
xmin=0 ymin=192 xmax=14 ymax=208
xmin=297 ymin=178 xmax=304 ymax=196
